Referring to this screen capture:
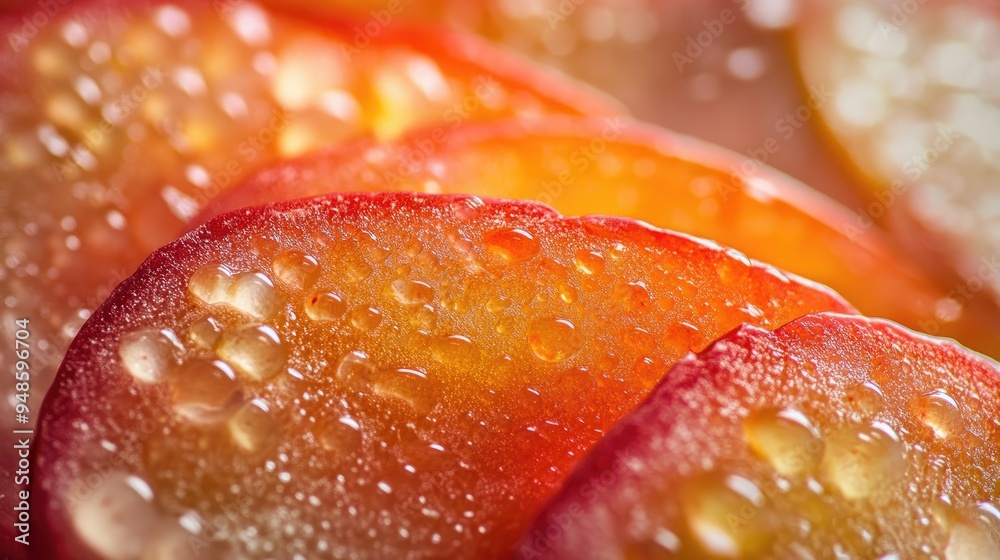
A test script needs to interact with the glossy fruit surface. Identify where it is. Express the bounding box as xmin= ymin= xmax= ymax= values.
xmin=518 ymin=312 xmax=1000 ymax=558
xmin=32 ymin=193 xmax=850 ymax=559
